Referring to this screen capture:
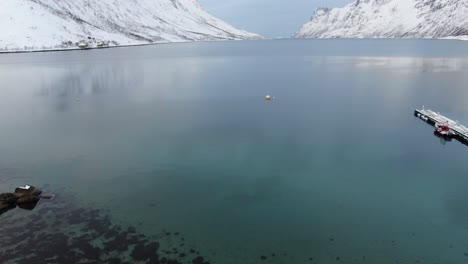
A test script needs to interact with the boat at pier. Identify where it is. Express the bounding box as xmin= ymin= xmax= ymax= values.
xmin=414 ymin=107 xmax=468 ymax=146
